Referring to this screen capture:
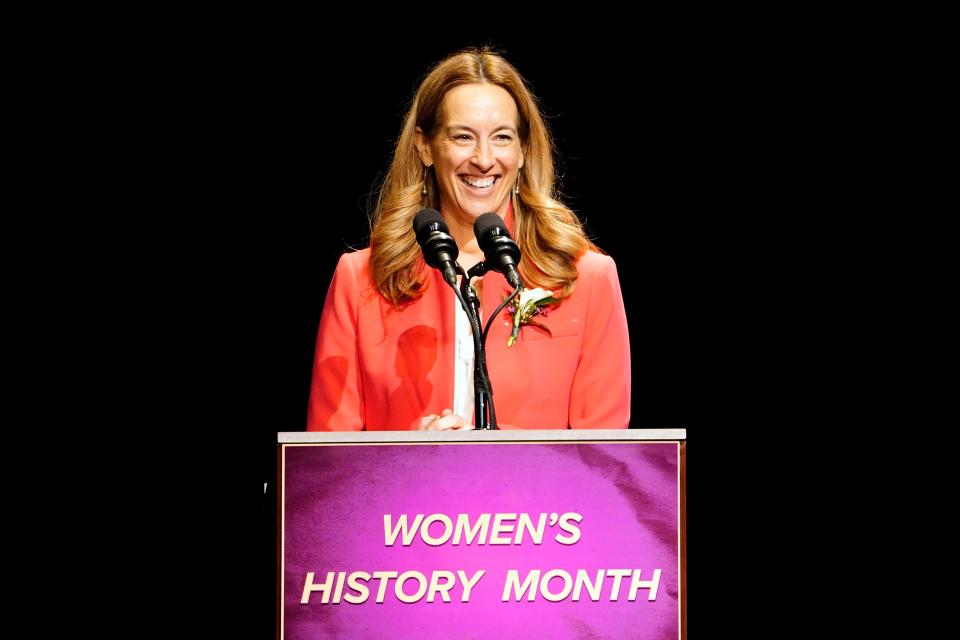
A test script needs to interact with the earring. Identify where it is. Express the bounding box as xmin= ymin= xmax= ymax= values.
xmin=422 ymin=166 xmax=430 ymax=196
xmin=514 ymin=169 xmax=521 ymax=195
